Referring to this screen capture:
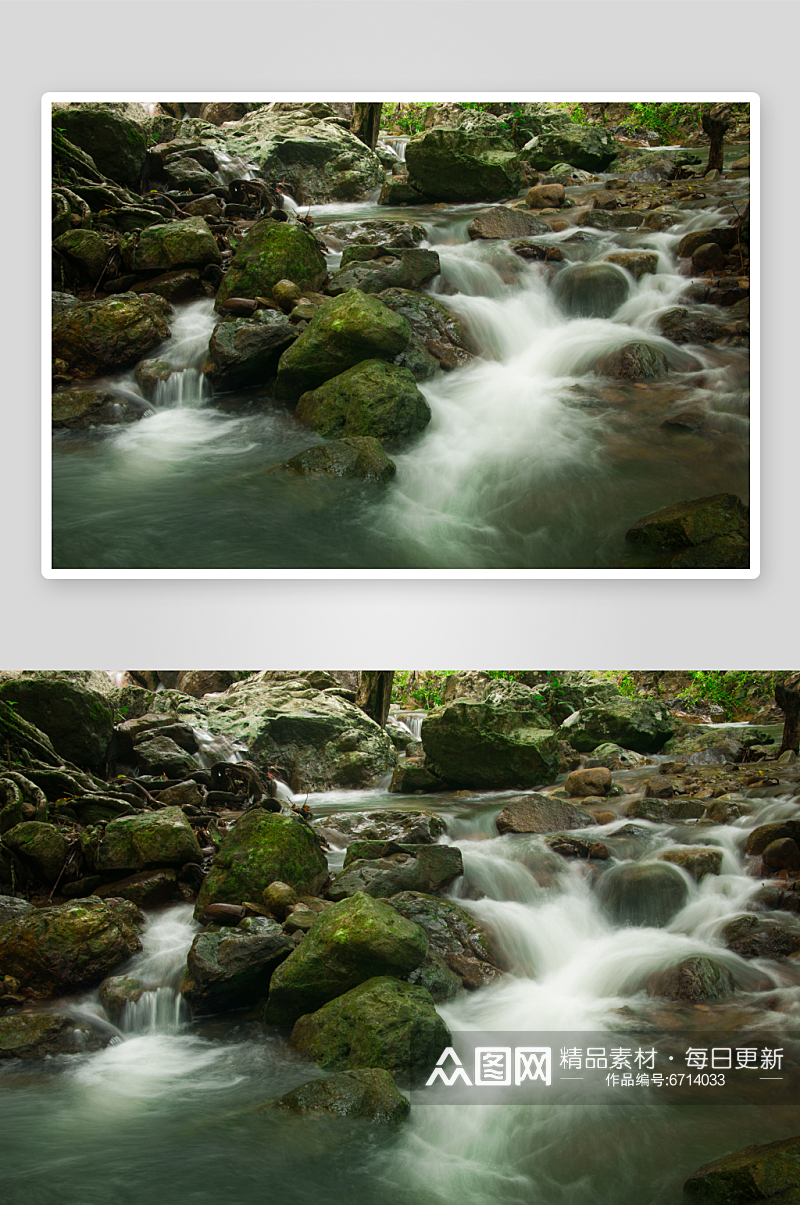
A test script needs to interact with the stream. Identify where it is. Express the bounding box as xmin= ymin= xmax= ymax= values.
xmin=51 ymin=161 xmax=750 ymax=571
xmin=2 ymin=761 xmax=798 ymax=1205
